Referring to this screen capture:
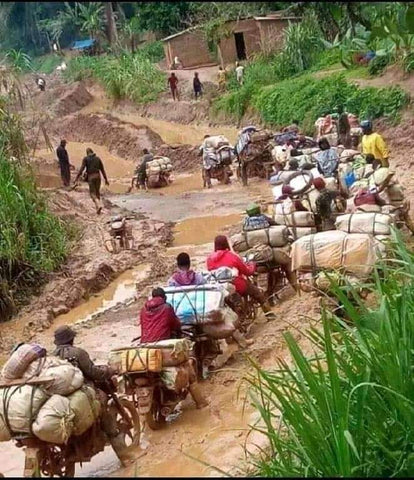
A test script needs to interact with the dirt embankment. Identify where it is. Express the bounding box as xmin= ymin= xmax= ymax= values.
xmin=54 ymin=112 xmax=201 ymax=173
xmin=0 ymin=188 xmax=172 ymax=354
